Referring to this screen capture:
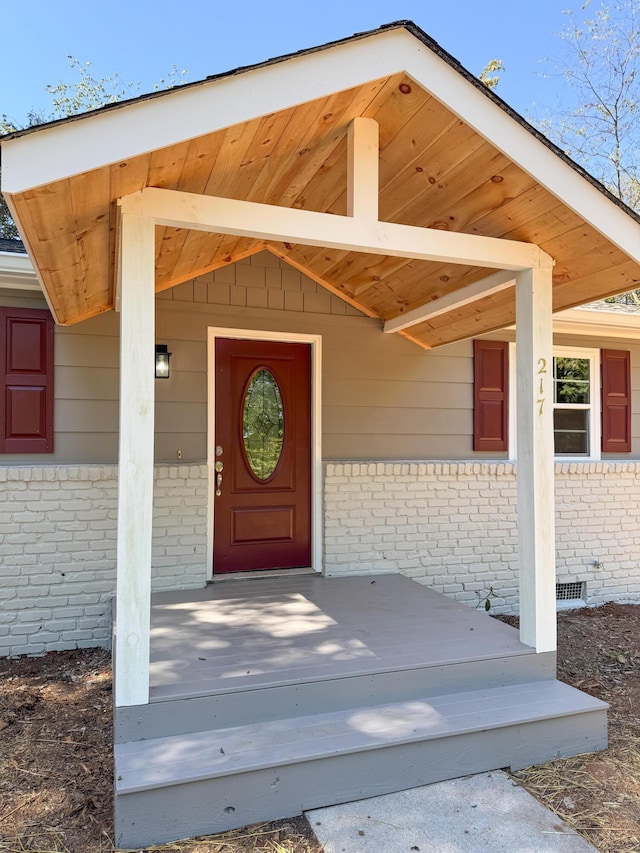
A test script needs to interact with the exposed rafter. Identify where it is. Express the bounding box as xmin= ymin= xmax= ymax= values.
xmin=383 ymin=269 xmax=517 ymax=334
